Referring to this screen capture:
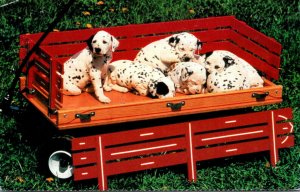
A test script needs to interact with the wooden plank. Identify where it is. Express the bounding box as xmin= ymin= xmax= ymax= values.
xmin=72 ymin=136 xmax=97 ymax=151
xmin=102 ymin=122 xmax=186 ymax=146
xmin=232 ymin=18 xmax=282 ymax=55
xmin=105 ymin=151 xmax=187 ymax=176
xmin=194 ymin=139 xmax=269 ymax=161
xmin=194 ymin=125 xmax=268 ymax=147
xmin=73 ymin=165 xmax=98 ymax=181
xmin=104 ymin=137 xmax=186 ymax=161
xmin=192 ymin=110 xmax=269 ymax=133
xmin=73 ymin=150 xmax=97 ymax=166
